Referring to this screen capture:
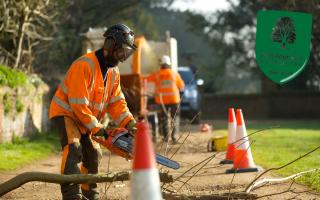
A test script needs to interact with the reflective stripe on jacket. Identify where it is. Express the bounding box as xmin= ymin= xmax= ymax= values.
xmin=49 ymin=50 xmax=133 ymax=134
xmin=146 ymin=68 xmax=185 ymax=105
